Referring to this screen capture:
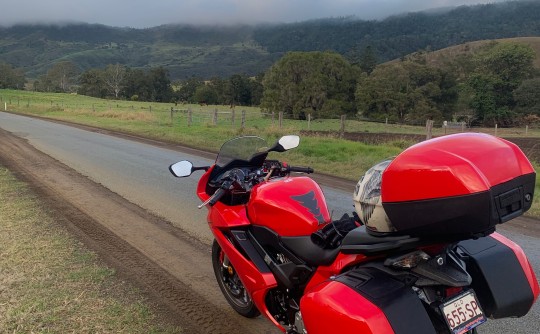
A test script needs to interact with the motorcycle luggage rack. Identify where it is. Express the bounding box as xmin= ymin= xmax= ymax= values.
xmin=341 ymin=226 xmax=421 ymax=255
